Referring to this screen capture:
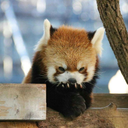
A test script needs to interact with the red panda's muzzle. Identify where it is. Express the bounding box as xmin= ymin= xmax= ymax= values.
xmin=68 ymin=78 xmax=77 ymax=84
xmin=56 ymin=81 xmax=84 ymax=89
